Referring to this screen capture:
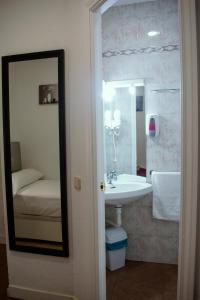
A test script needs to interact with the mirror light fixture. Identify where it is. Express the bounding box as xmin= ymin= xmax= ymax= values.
xmin=105 ymin=109 xmax=121 ymax=129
